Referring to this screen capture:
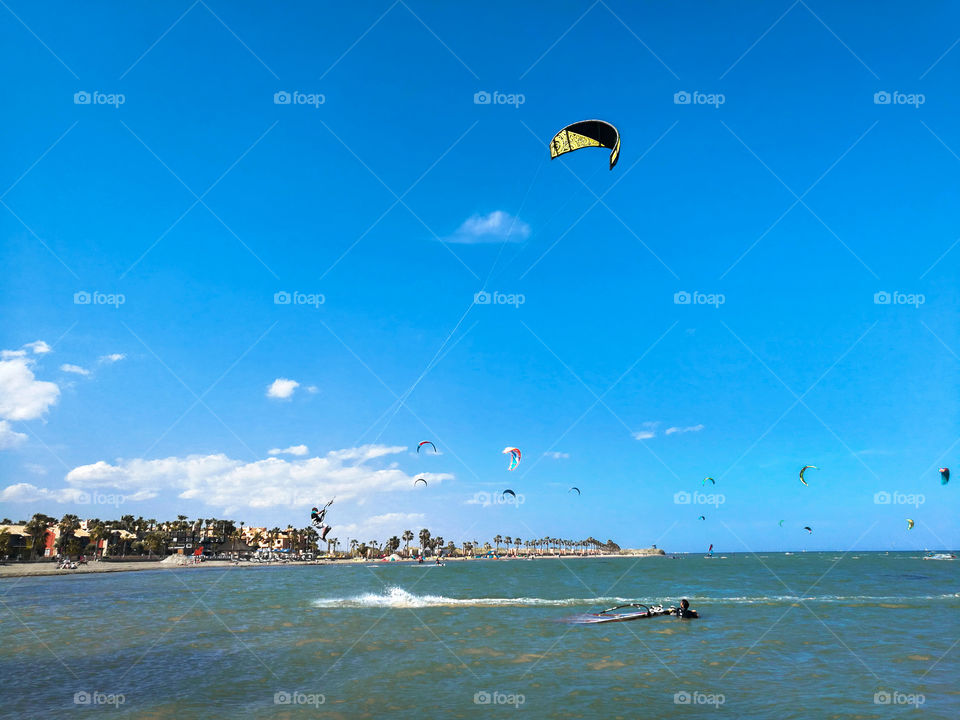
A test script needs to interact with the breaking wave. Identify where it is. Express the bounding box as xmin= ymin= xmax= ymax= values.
xmin=311 ymin=587 xmax=960 ymax=609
